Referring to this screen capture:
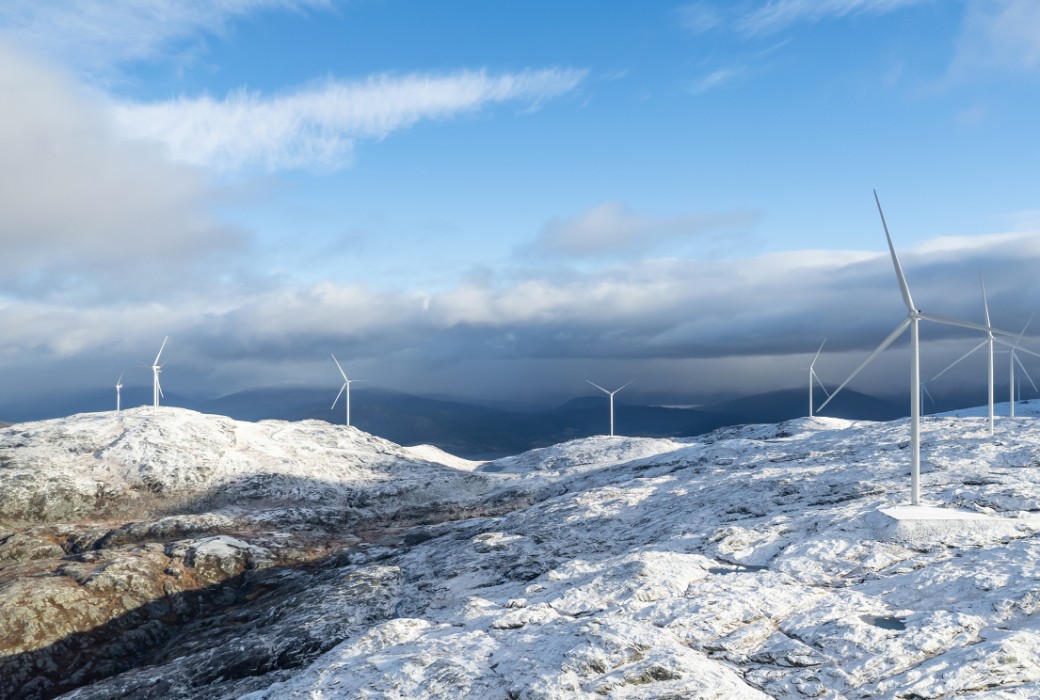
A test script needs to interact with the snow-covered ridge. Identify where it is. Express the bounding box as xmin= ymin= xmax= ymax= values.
xmin=5 ymin=408 xmax=1040 ymax=698
xmin=0 ymin=406 xmax=497 ymax=527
